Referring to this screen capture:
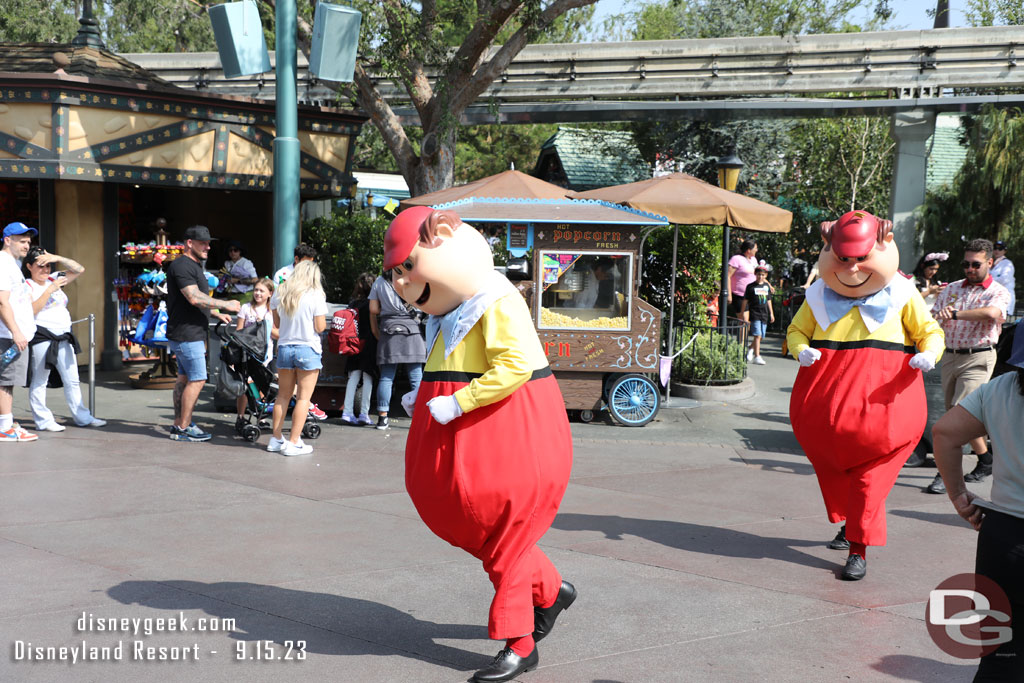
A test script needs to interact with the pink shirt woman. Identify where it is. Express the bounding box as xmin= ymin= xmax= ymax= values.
xmin=728 ymin=240 xmax=759 ymax=303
